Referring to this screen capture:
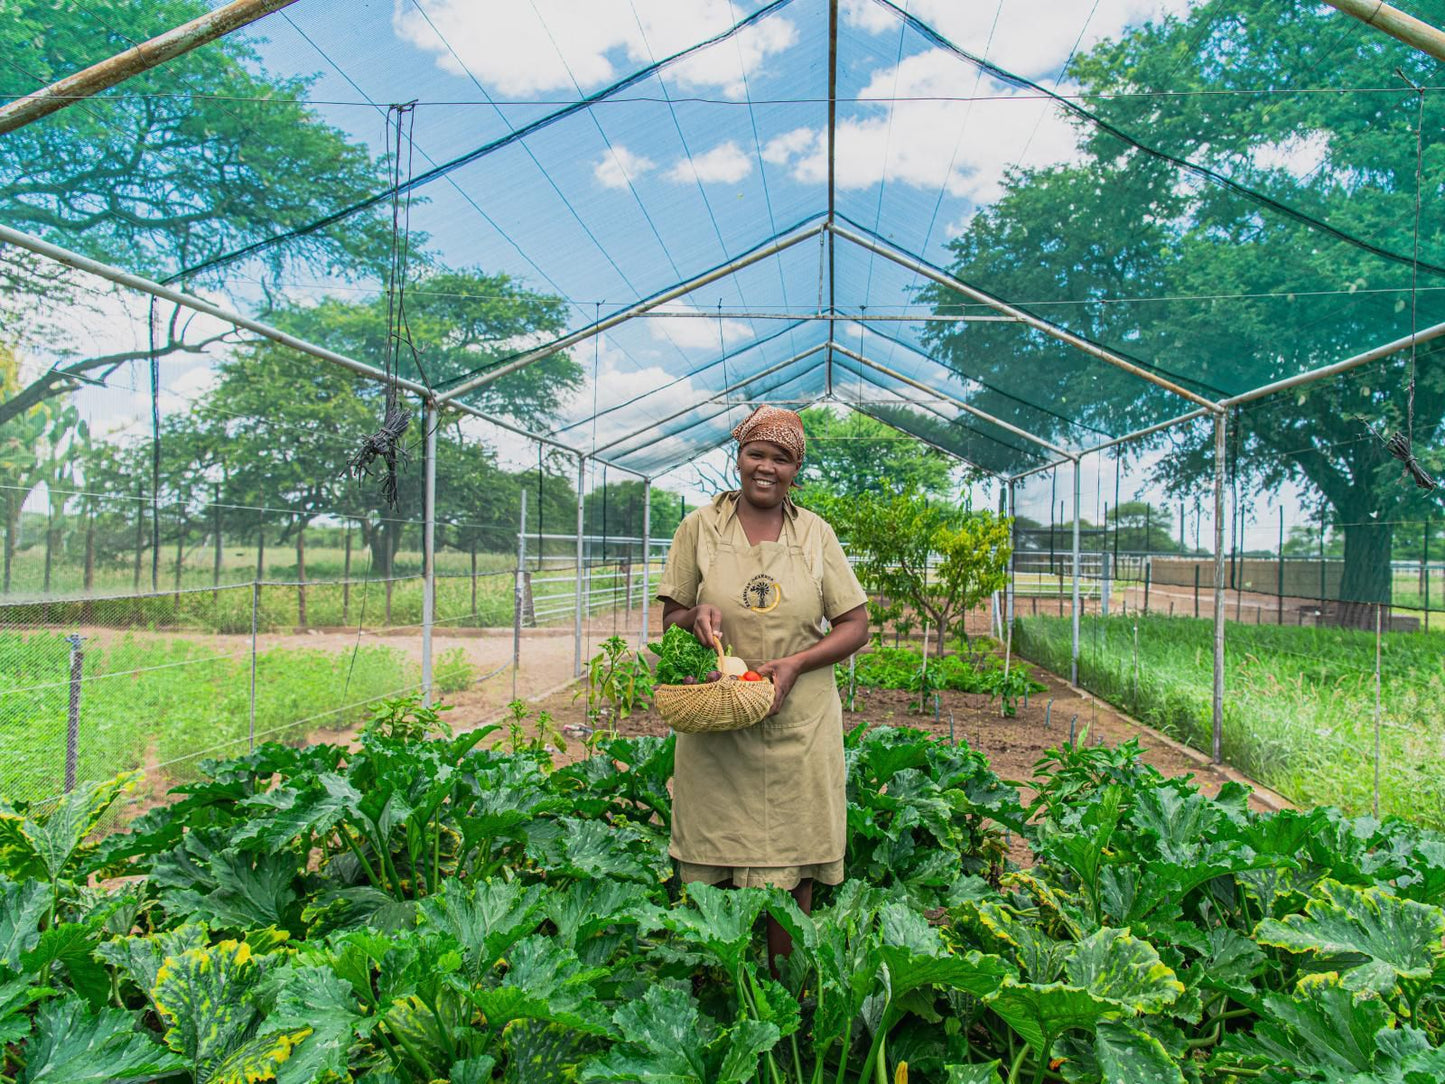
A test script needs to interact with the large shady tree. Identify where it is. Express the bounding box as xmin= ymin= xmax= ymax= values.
xmin=0 ymin=0 xmax=392 ymax=427
xmin=922 ymin=1 xmax=1445 ymax=625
